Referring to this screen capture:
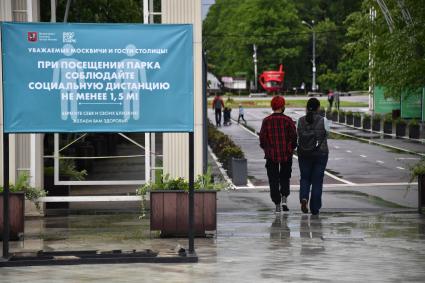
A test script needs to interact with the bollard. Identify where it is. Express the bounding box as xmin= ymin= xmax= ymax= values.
xmin=419 ymin=175 xmax=425 ymax=214
xmin=231 ymin=158 xmax=247 ymax=186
